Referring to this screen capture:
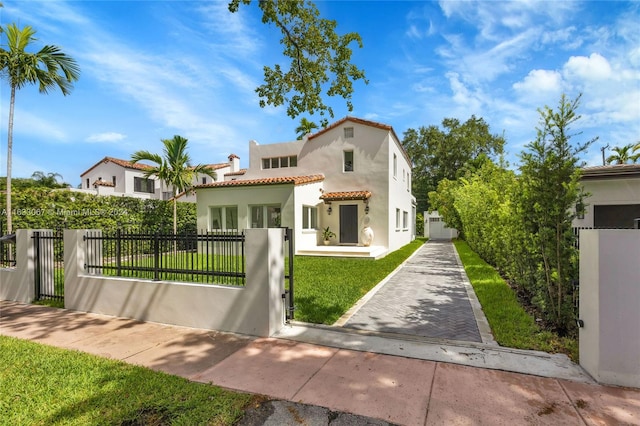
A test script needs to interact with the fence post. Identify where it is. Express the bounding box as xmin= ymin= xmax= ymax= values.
xmin=153 ymin=231 xmax=160 ymax=281
xmin=0 ymin=230 xmax=37 ymax=302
